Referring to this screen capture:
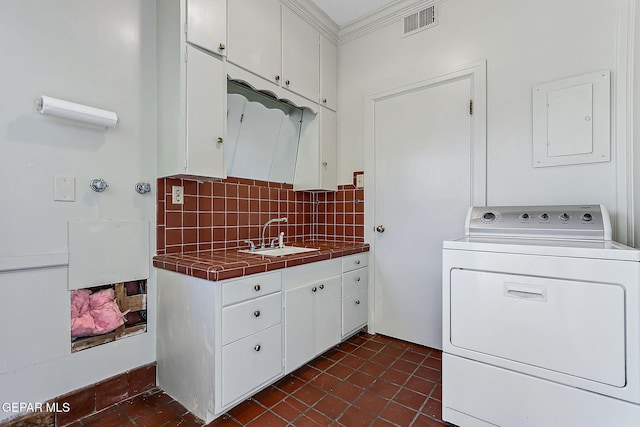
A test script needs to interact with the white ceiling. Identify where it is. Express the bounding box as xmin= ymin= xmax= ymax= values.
xmin=309 ymin=0 xmax=399 ymax=27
